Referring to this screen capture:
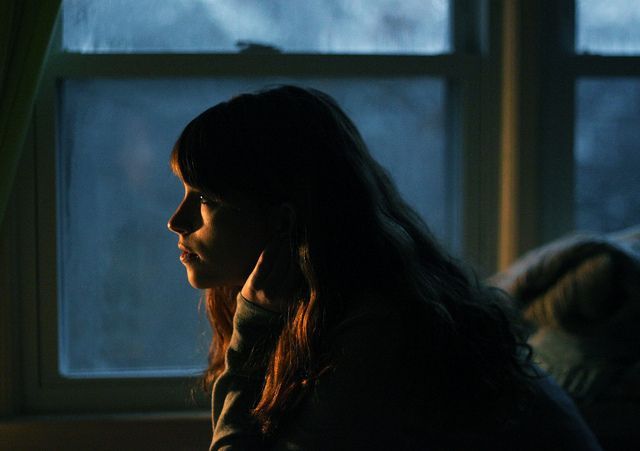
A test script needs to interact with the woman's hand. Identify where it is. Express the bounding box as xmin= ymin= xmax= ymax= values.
xmin=240 ymin=235 xmax=299 ymax=312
